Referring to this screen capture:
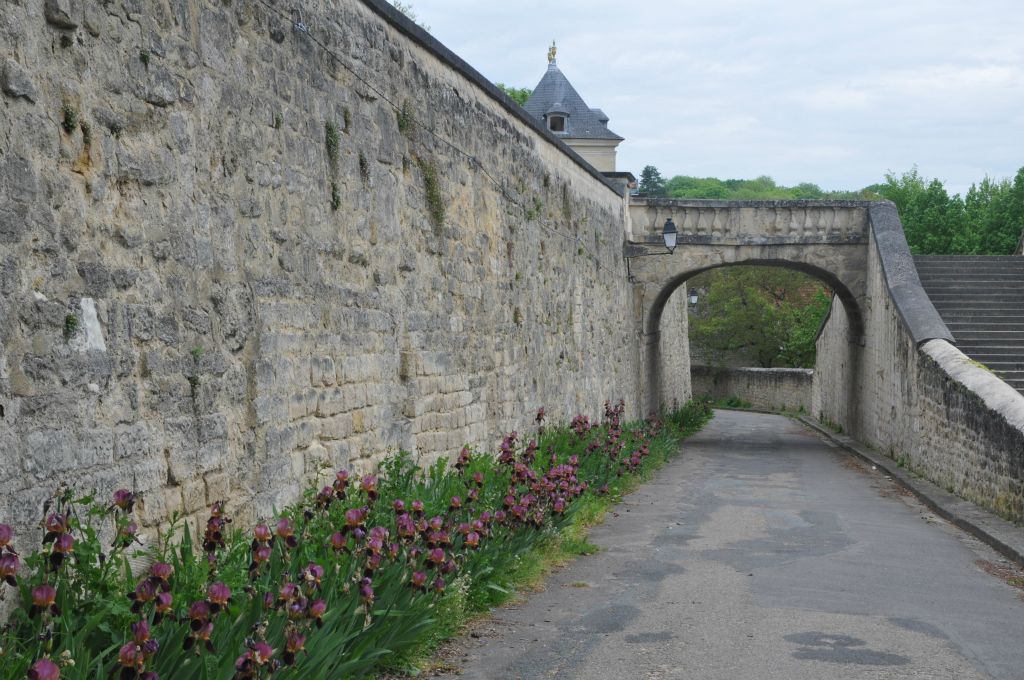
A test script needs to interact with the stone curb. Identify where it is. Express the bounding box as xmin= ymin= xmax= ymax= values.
xmin=797 ymin=416 xmax=1024 ymax=568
